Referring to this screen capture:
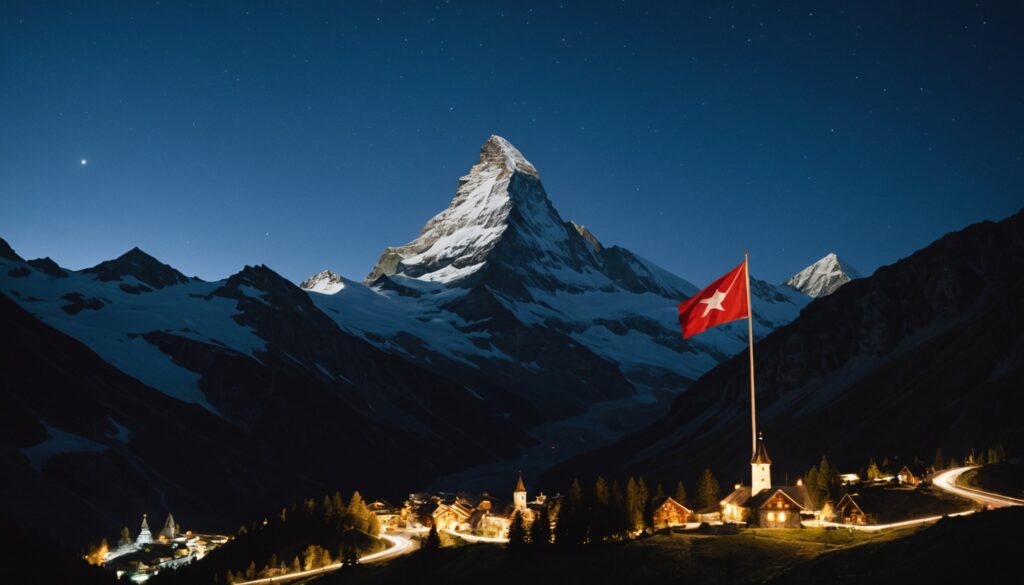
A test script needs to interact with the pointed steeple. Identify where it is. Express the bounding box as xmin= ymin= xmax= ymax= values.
xmin=513 ymin=472 xmax=527 ymax=512
xmin=751 ymin=432 xmax=772 ymax=464
xmin=750 ymin=432 xmax=772 ymax=496
xmin=514 ymin=473 xmax=526 ymax=494
xmin=161 ymin=513 xmax=177 ymax=539
xmin=136 ymin=513 xmax=153 ymax=544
